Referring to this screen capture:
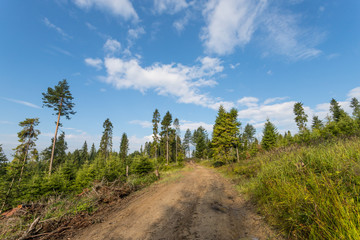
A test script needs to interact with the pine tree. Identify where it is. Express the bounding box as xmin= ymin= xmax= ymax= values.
xmin=261 ymin=119 xmax=278 ymax=151
xmin=1 ymin=118 xmax=40 ymax=212
xmin=183 ymin=129 xmax=192 ymax=158
xmin=350 ymin=97 xmax=360 ymax=120
xmin=311 ymin=116 xmax=323 ymax=130
xmin=152 ymin=109 xmax=160 ymax=159
xmin=99 ymin=118 xmax=113 ymax=161
xmin=89 ymin=143 xmax=96 ymax=161
xmin=161 ymin=111 xmax=172 ymax=165
xmin=42 ymin=79 xmax=75 ymax=175
xmin=293 ymin=102 xmax=308 ymax=132
xmin=173 ymin=118 xmax=180 ymax=163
